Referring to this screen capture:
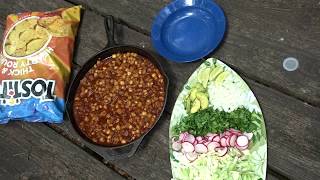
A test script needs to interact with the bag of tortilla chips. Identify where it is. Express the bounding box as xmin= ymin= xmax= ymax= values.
xmin=0 ymin=6 xmax=81 ymax=123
